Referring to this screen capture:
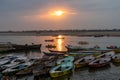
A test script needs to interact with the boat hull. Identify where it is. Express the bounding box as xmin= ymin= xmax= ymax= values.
xmin=89 ymin=58 xmax=111 ymax=68
xmin=50 ymin=69 xmax=72 ymax=78
xmin=12 ymin=44 xmax=41 ymax=50
xmin=112 ymin=59 xmax=120 ymax=63
xmin=75 ymin=63 xmax=87 ymax=68
xmin=89 ymin=62 xmax=110 ymax=68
